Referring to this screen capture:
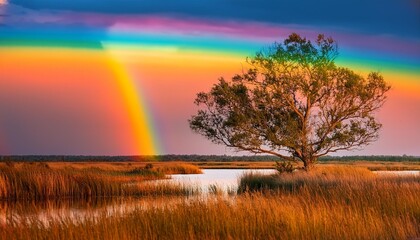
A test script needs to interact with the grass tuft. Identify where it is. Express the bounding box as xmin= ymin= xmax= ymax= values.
xmin=0 ymin=165 xmax=418 ymax=239
xmin=0 ymin=163 xmax=200 ymax=201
